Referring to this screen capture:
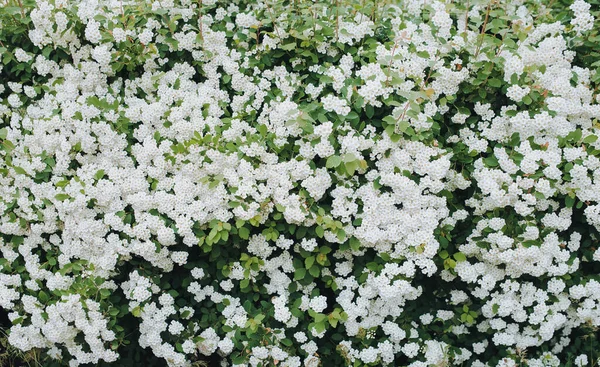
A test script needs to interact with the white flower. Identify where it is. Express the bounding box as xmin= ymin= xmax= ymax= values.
xmin=14 ymin=48 xmax=33 ymax=63
xmin=85 ymin=19 xmax=102 ymax=44
xmin=300 ymin=238 xmax=317 ymax=252
xmin=168 ymin=320 xmax=184 ymax=335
